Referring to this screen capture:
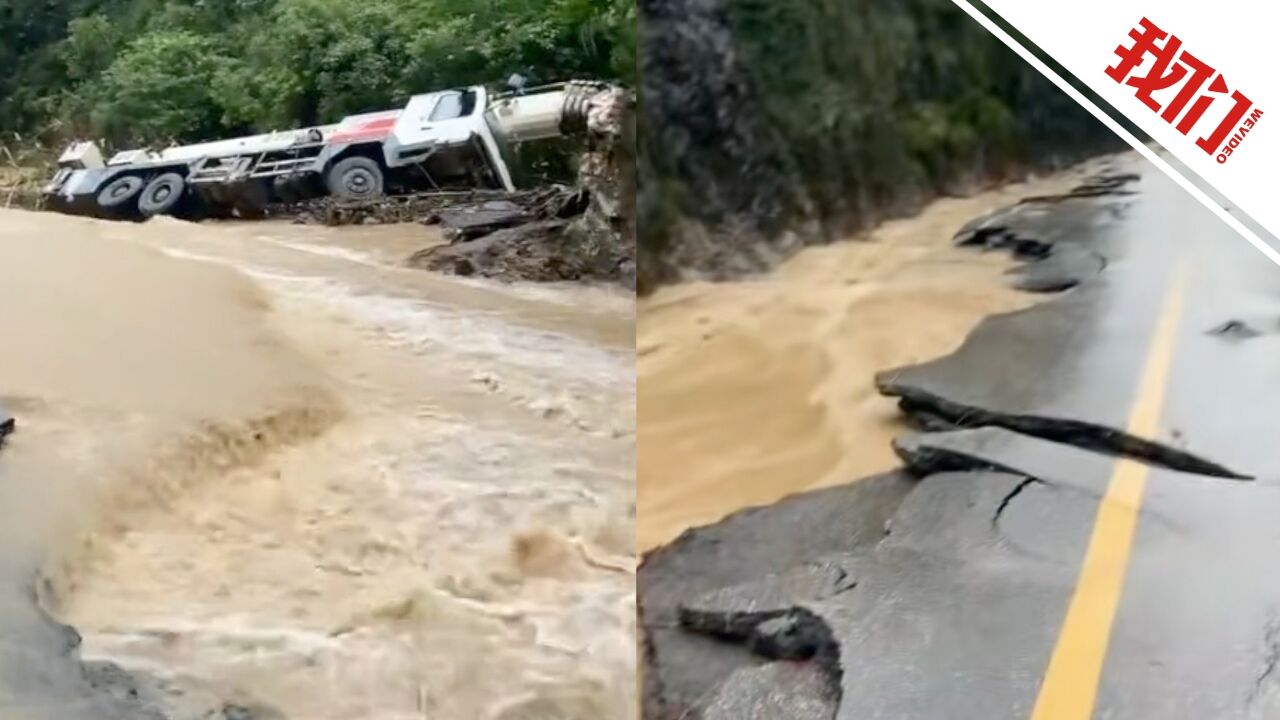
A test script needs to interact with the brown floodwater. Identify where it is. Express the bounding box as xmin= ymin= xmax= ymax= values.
xmin=637 ymin=162 xmax=1106 ymax=550
xmin=0 ymin=209 xmax=635 ymax=719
